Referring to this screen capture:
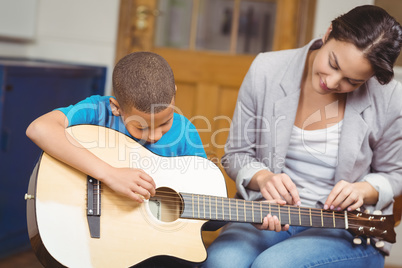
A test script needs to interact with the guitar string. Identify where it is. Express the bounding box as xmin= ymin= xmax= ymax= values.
xmin=89 ymin=184 xmax=364 ymax=218
xmin=98 ymin=200 xmax=384 ymax=225
xmin=97 ymin=204 xmax=383 ymax=230
xmin=154 ymin=189 xmax=367 ymax=214
xmin=96 ymin=198 xmax=377 ymax=224
xmin=139 ymin=206 xmax=382 ymax=223
xmin=89 ymin=188 xmax=385 ymax=221
xmin=89 ymin=184 xmax=387 ymax=222
xmin=89 ymin=195 xmax=389 ymax=233
xmin=95 ymin=204 xmax=386 ymax=235
xmin=149 ymin=192 xmax=375 ymax=221
xmin=95 ymin=195 xmax=382 ymax=221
